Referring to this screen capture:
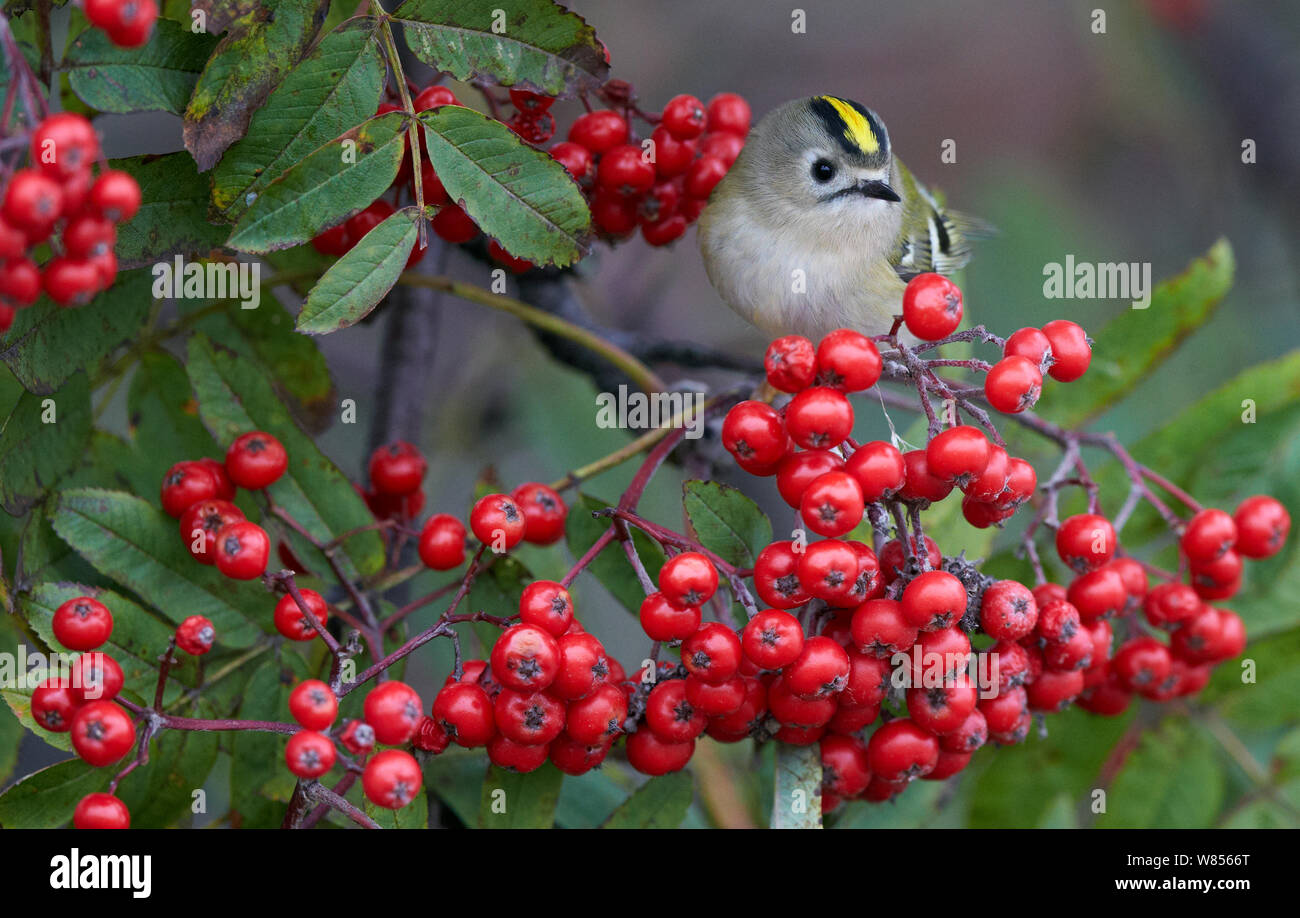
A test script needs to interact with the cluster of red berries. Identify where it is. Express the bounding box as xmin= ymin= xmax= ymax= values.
xmin=310 ymin=82 xmax=750 ymax=266
xmin=82 ymin=0 xmax=158 ymax=48
xmin=161 ymin=431 xmax=288 ymax=582
xmin=31 ymin=594 xmax=216 ymax=829
xmin=0 ymin=112 xmax=142 ymax=330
